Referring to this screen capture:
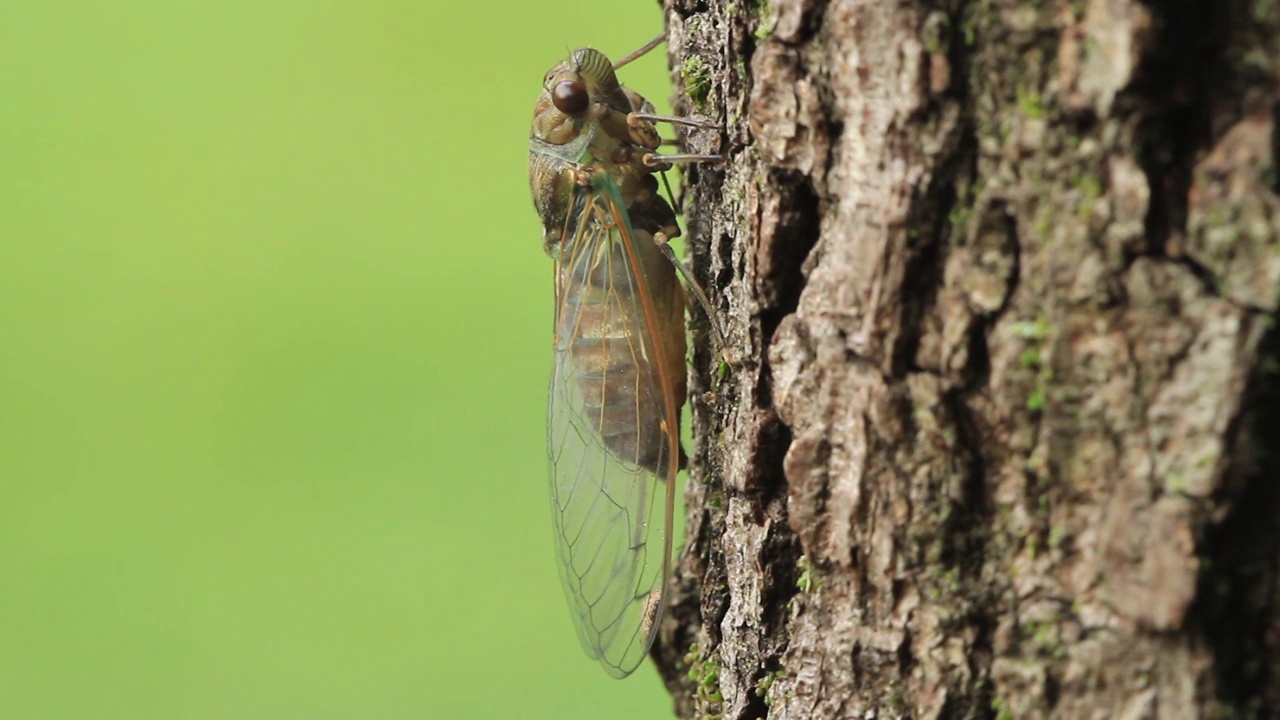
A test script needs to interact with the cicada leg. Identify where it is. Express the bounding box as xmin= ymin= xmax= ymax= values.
xmin=629 ymin=108 xmax=724 ymax=170
xmin=652 ymin=229 xmax=728 ymax=350
xmin=642 ymin=151 xmax=723 ymax=169
xmin=630 ymin=111 xmax=722 ymax=132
